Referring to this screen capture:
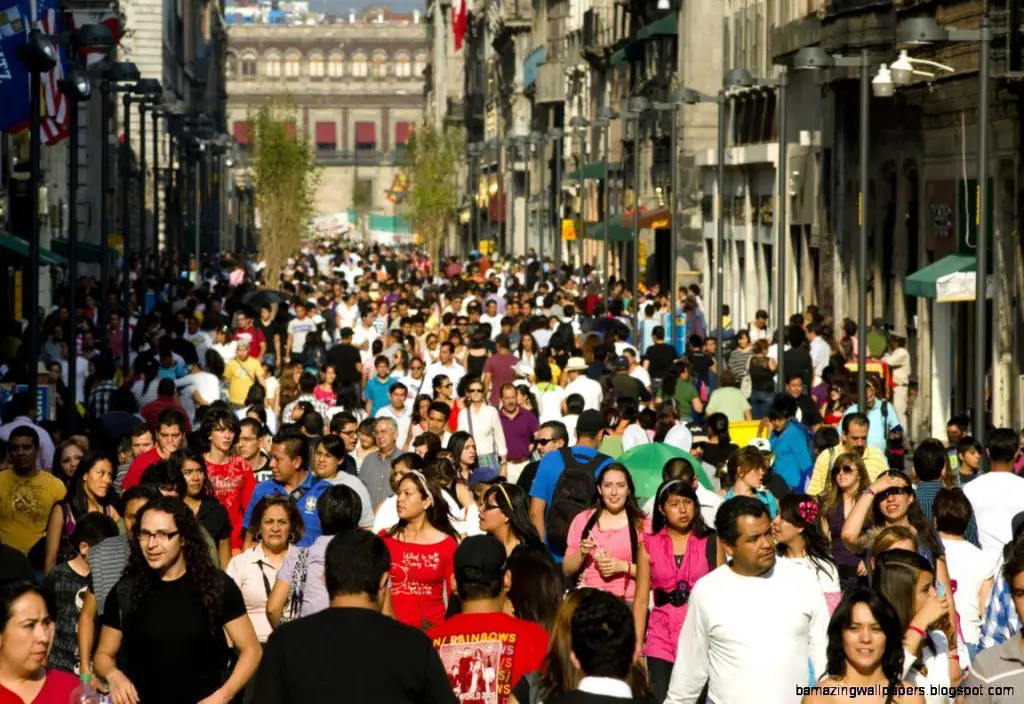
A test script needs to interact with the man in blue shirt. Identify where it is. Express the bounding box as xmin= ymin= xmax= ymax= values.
xmin=528 ymin=410 xmax=613 ymax=562
xmin=364 ymin=355 xmax=395 ymax=416
xmin=841 ymin=374 xmax=900 ymax=454
xmin=243 ymin=432 xmax=327 ymax=547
